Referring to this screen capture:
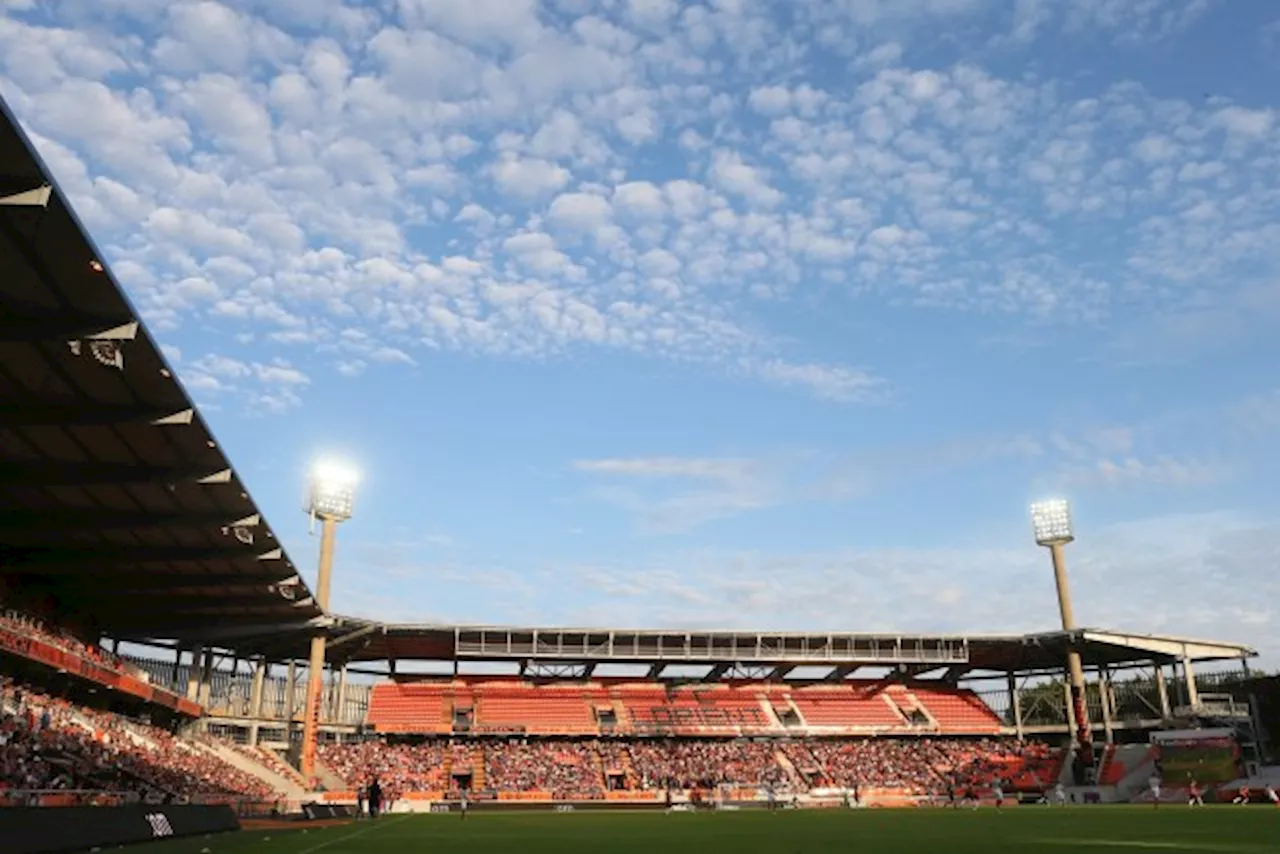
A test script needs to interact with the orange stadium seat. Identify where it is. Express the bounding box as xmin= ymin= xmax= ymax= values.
xmin=473 ymin=683 xmax=597 ymax=735
xmin=790 ymin=684 xmax=905 ymax=729
xmin=365 ymin=677 xmax=1007 ymax=736
xmin=907 ymin=686 xmax=1005 ymax=733
xmin=366 ymin=683 xmax=452 ymax=733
